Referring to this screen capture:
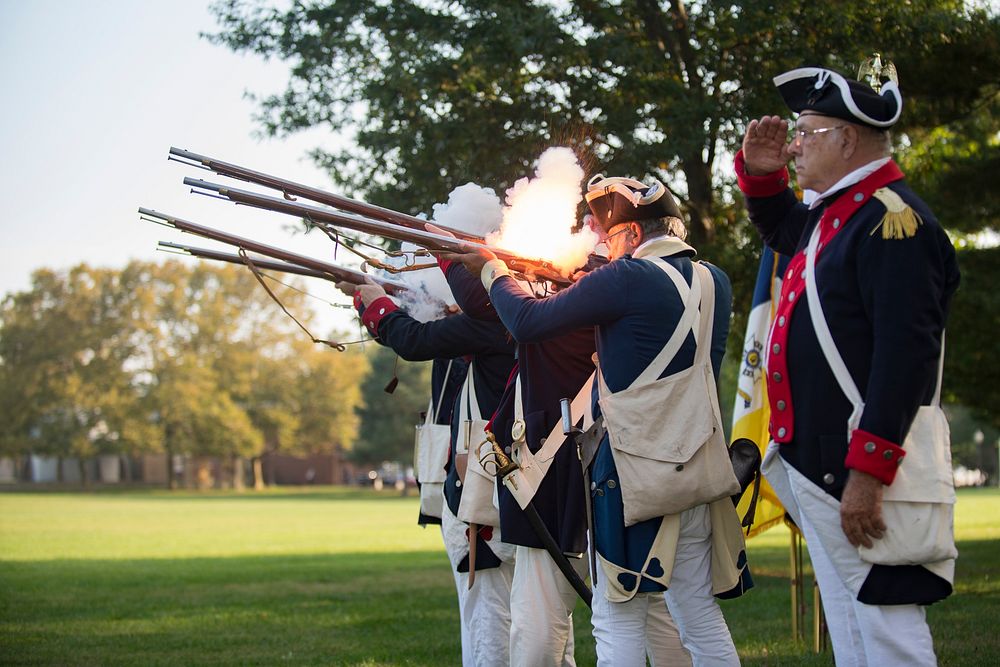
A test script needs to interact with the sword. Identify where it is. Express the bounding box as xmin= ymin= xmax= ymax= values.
xmin=562 ymin=398 xmax=602 ymax=588
xmin=486 ymin=432 xmax=592 ymax=608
